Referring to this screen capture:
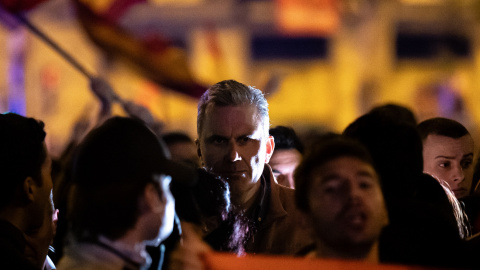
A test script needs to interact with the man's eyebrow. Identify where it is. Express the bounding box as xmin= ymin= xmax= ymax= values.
xmin=320 ymin=173 xmax=342 ymax=184
xmin=435 ymin=155 xmax=455 ymax=159
xmin=357 ymin=170 xmax=376 ymax=179
xmin=206 ymin=134 xmax=228 ymax=141
xmin=463 ymin=153 xmax=474 ymax=159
